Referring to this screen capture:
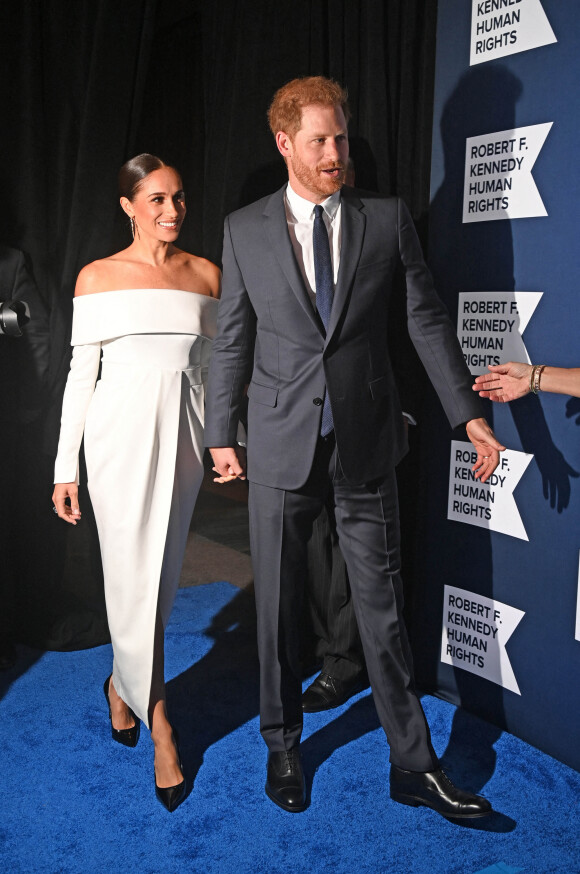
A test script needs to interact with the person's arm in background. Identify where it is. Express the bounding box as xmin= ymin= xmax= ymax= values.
xmin=3 ymin=247 xmax=50 ymax=422
xmin=474 ymin=362 xmax=580 ymax=401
